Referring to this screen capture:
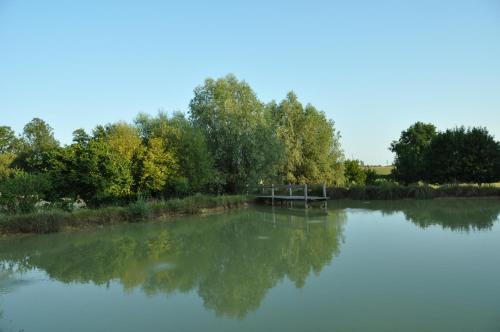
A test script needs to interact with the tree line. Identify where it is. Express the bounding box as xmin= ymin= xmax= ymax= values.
xmin=0 ymin=75 xmax=344 ymax=209
xmin=390 ymin=122 xmax=500 ymax=184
